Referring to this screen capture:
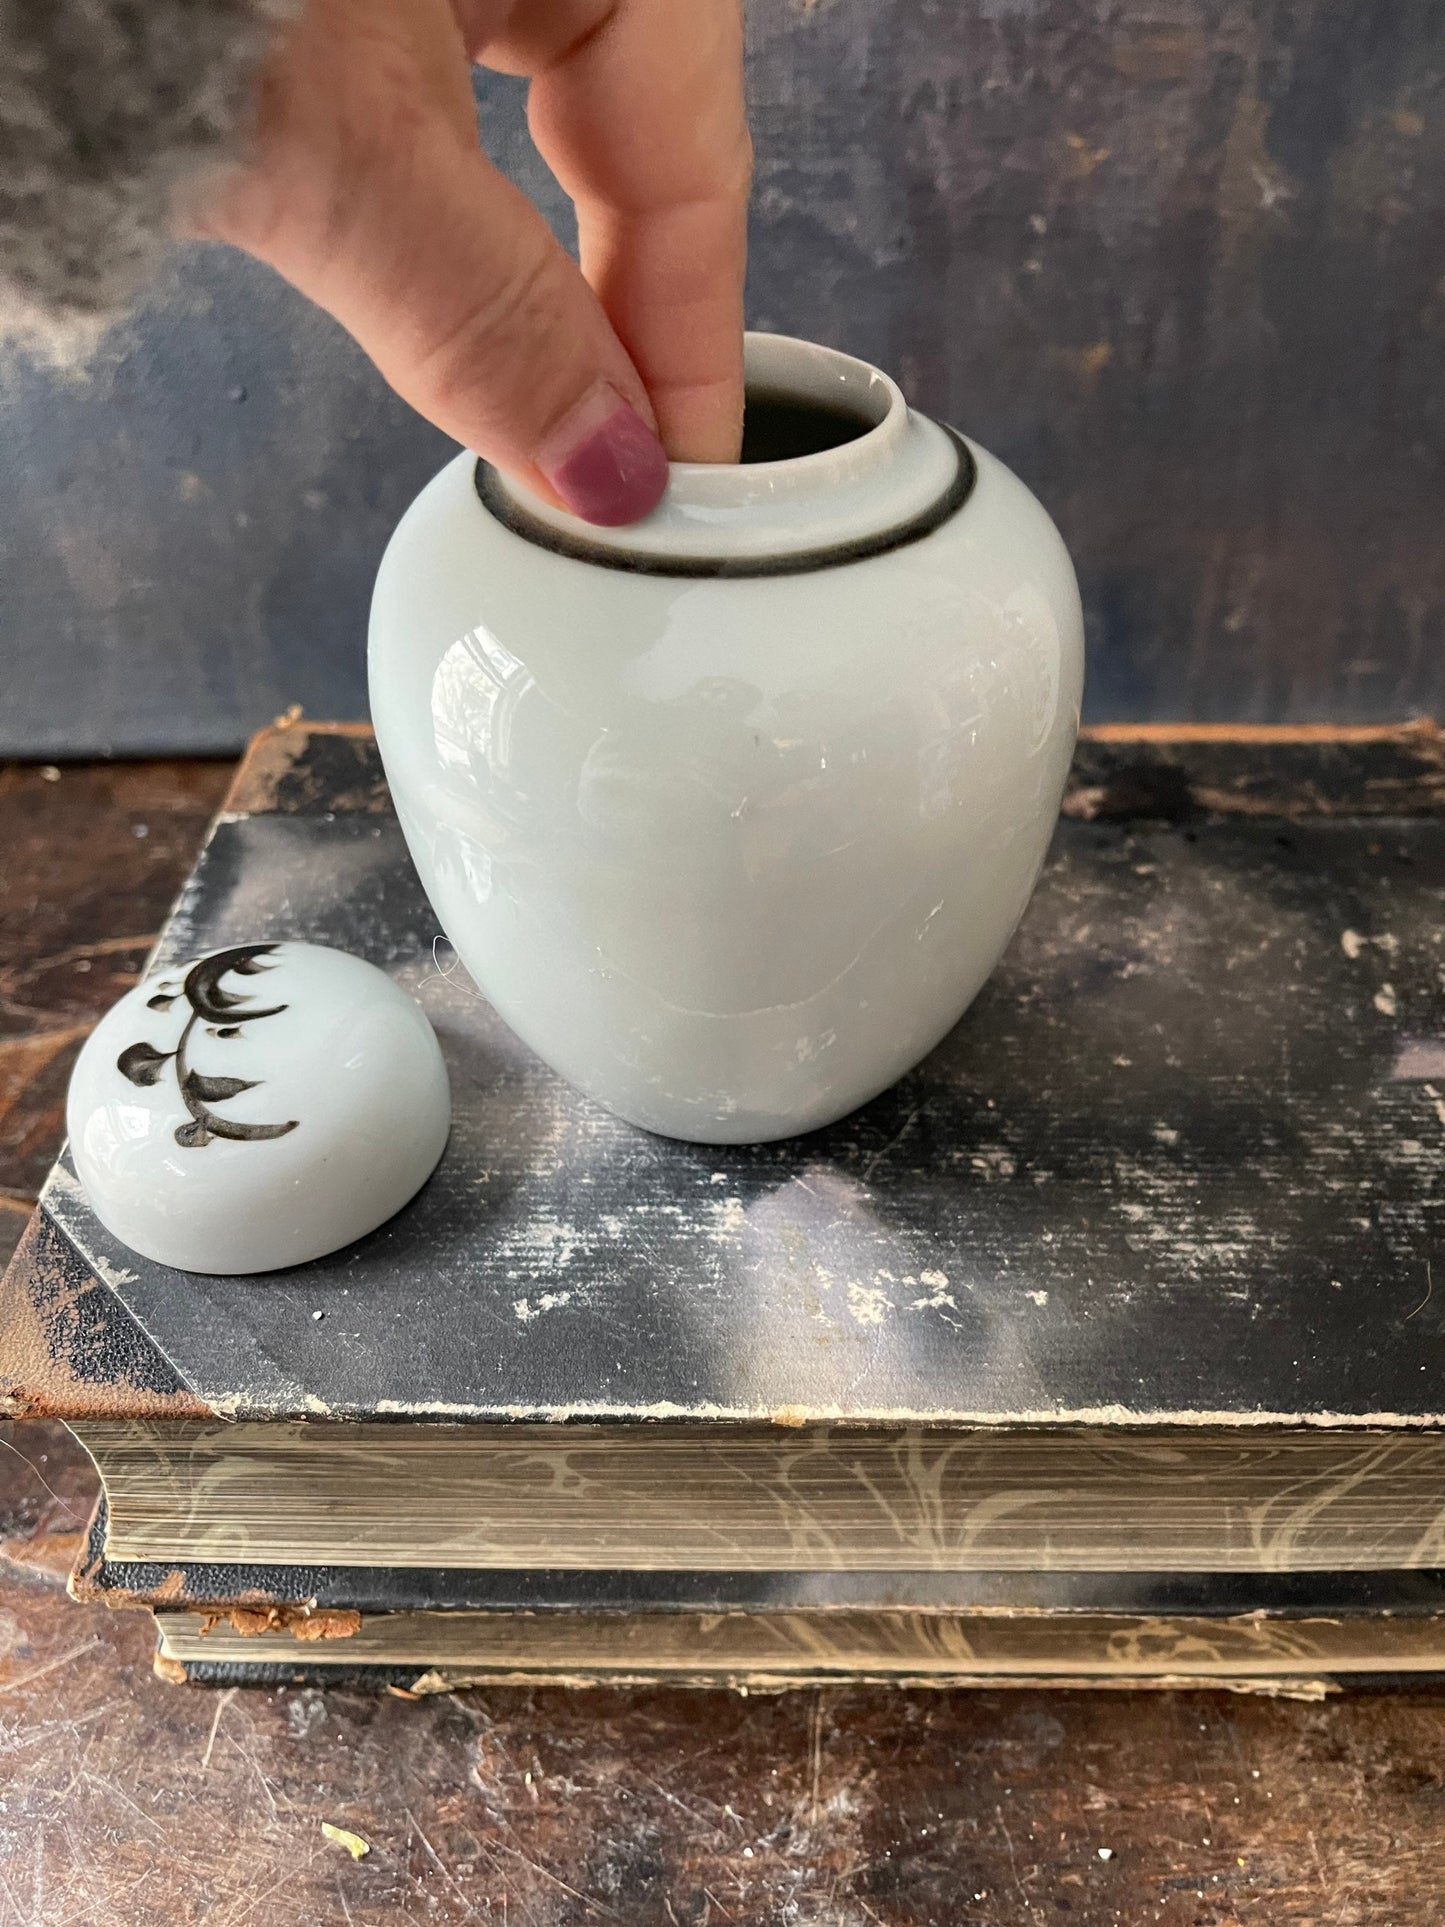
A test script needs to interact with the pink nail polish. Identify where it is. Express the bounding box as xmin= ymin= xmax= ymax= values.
xmin=539 ymin=390 xmax=669 ymax=527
